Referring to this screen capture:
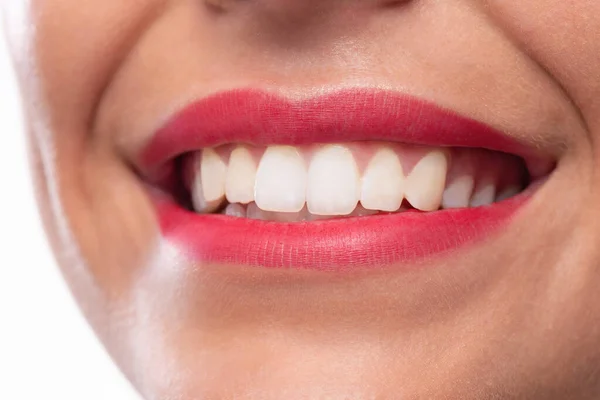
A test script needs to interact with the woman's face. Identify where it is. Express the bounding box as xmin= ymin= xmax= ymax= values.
xmin=5 ymin=0 xmax=600 ymax=398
